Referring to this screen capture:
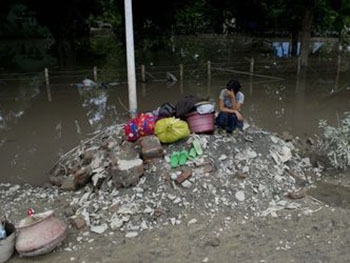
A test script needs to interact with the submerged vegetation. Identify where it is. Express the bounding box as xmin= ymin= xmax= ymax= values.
xmin=319 ymin=112 xmax=350 ymax=170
